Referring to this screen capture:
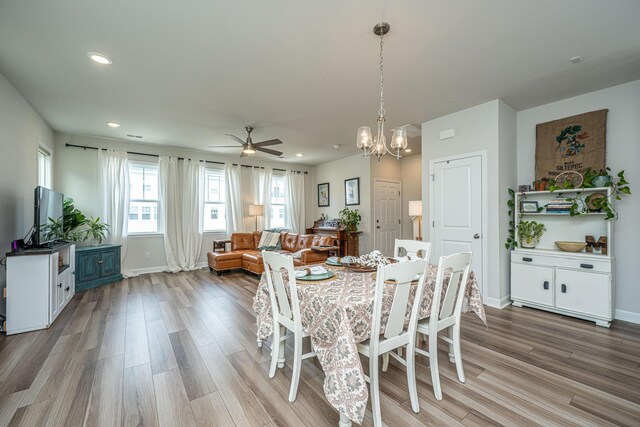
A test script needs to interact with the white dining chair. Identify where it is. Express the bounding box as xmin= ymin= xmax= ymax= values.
xmin=357 ymin=259 xmax=429 ymax=426
xmin=392 ymin=239 xmax=431 ymax=359
xmin=394 ymin=239 xmax=431 ymax=259
xmin=414 ymin=252 xmax=472 ymax=400
xmin=262 ymin=250 xmax=316 ymax=402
